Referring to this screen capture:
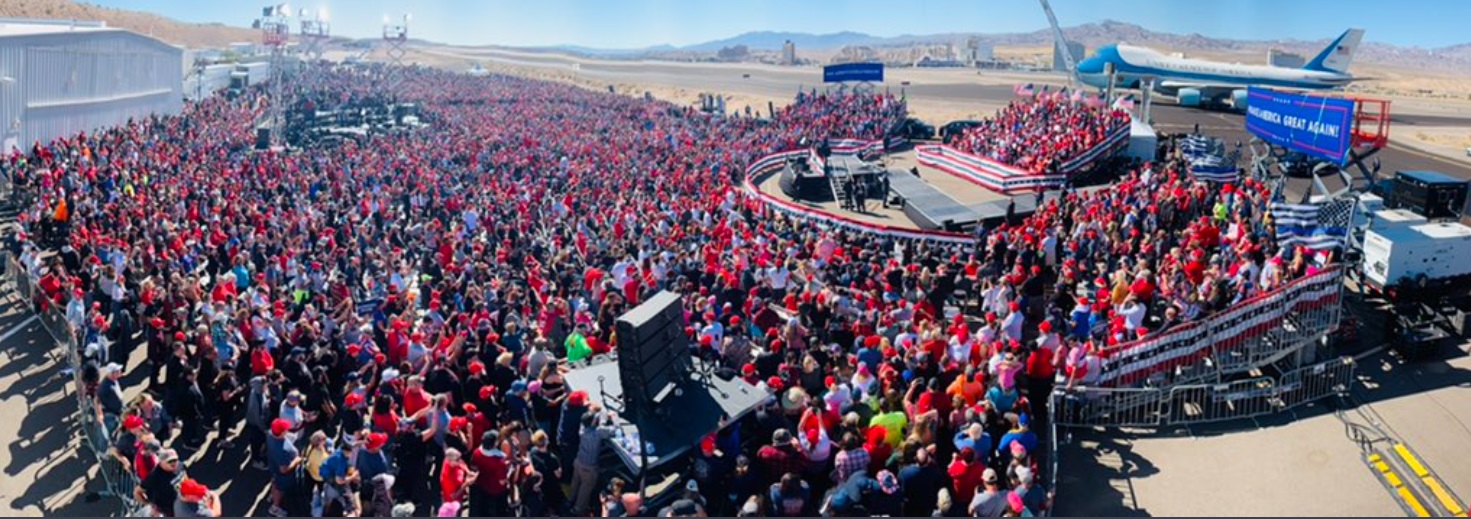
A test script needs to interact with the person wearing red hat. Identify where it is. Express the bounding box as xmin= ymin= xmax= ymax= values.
xmin=266 ymin=418 xmax=301 ymax=516
xmin=740 ymin=363 xmax=760 ymax=385
xmin=355 ymin=432 xmax=394 ymax=516
xmin=1001 ymin=300 xmax=1026 ymax=343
